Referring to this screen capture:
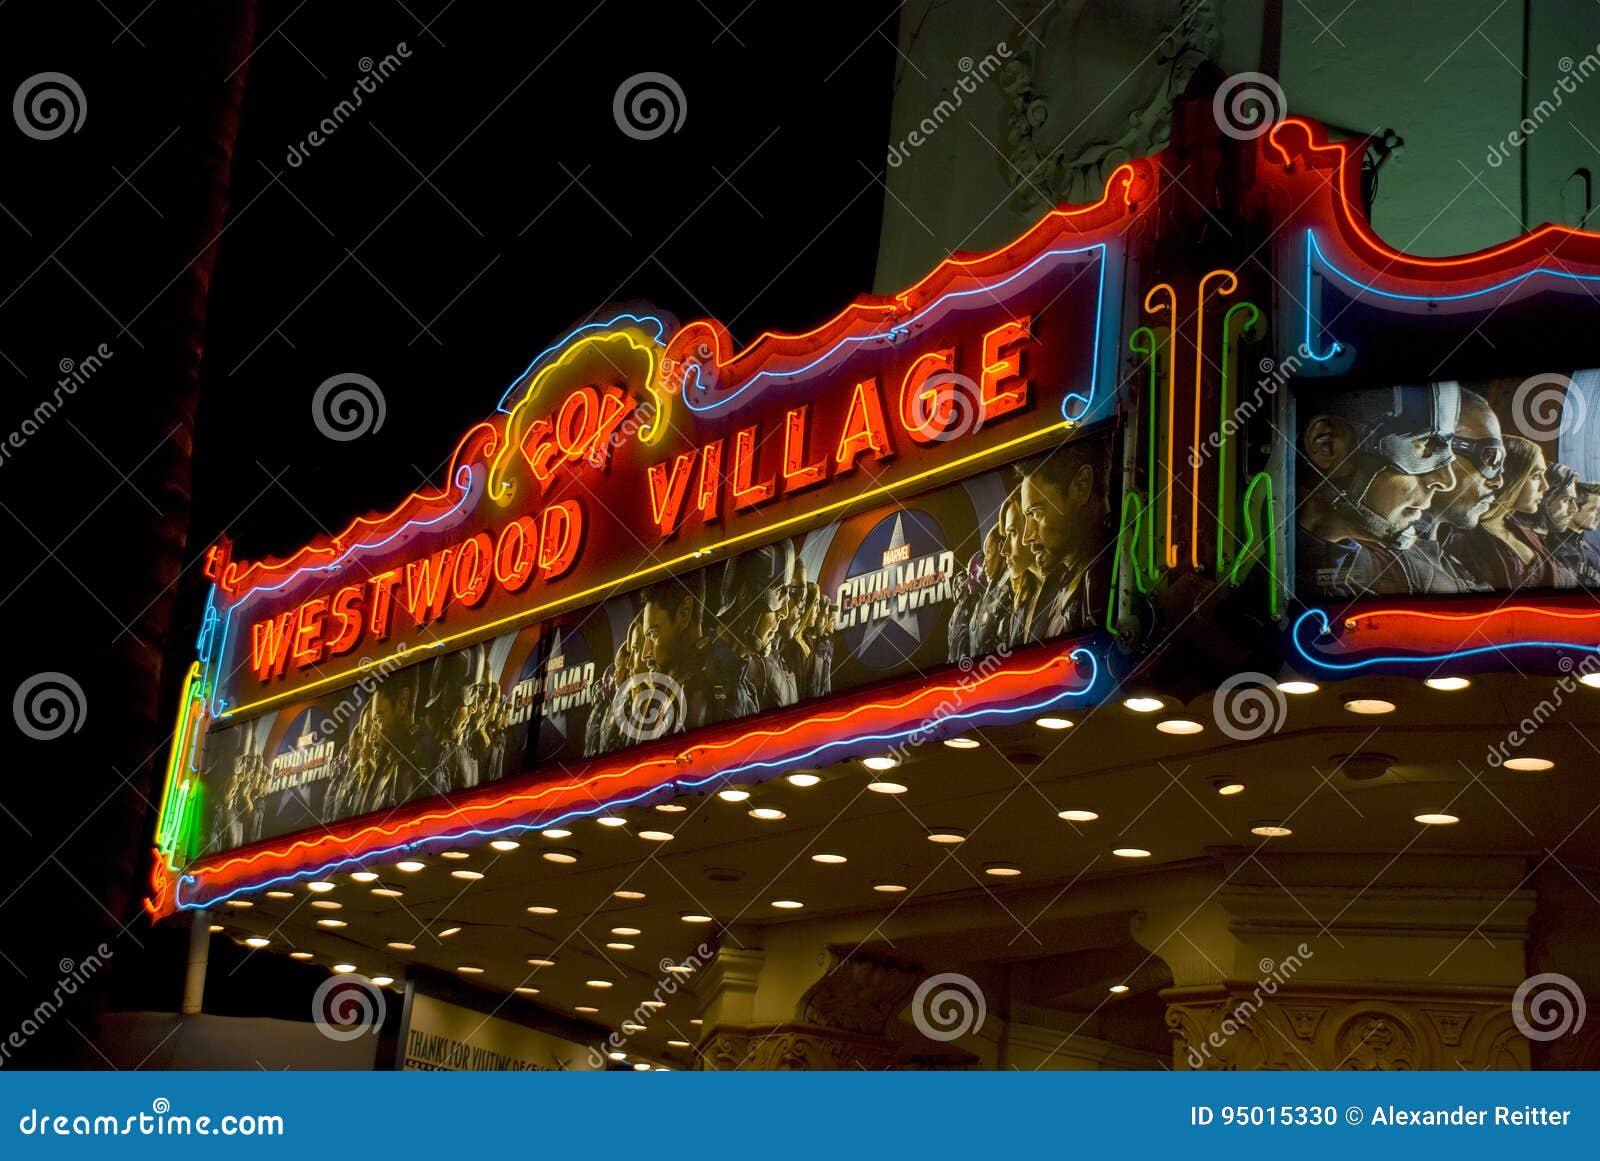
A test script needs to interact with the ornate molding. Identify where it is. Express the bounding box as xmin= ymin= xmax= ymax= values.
xmin=1165 ymin=983 xmax=1530 ymax=1070
xmin=797 ymin=952 xmax=922 ymax=1036
xmin=1001 ymin=0 xmax=1220 ymax=210
xmin=699 ymin=1024 xmax=900 ymax=1071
